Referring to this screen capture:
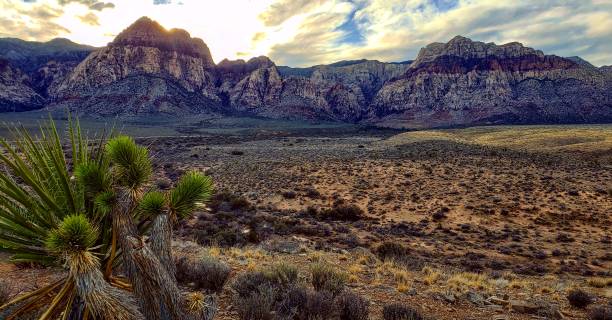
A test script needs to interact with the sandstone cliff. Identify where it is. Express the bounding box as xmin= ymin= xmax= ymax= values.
xmin=369 ymin=36 xmax=612 ymax=128
xmin=0 ymin=38 xmax=94 ymax=110
xmin=217 ymin=58 xmax=410 ymax=121
xmin=0 ymin=58 xmax=44 ymax=112
xmin=52 ymin=17 xmax=220 ymax=115
xmin=2 ymin=17 xmax=611 ymax=128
